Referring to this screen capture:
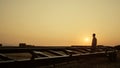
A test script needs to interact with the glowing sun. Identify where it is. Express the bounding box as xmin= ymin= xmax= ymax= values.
xmin=84 ymin=37 xmax=90 ymax=42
